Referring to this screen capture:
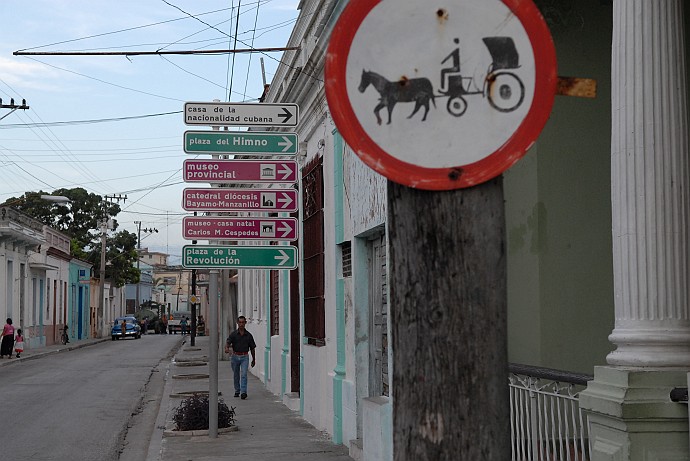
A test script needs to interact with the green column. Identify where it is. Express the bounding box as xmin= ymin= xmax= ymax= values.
xmin=264 ymin=270 xmax=271 ymax=380
xmin=332 ymin=130 xmax=346 ymax=444
xmin=281 ymin=247 xmax=289 ymax=396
